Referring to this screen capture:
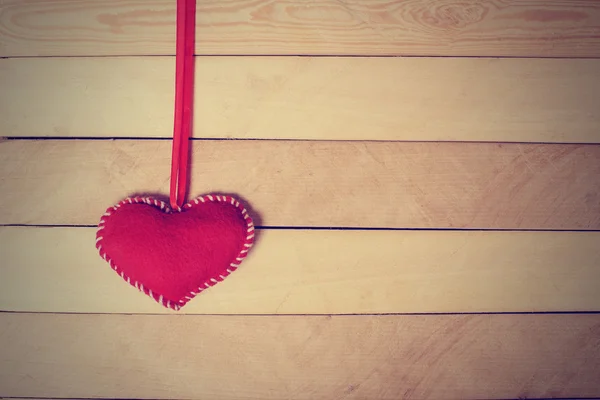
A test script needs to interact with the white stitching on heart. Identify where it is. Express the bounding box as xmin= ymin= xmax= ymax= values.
xmin=96 ymin=194 xmax=255 ymax=311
